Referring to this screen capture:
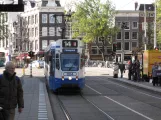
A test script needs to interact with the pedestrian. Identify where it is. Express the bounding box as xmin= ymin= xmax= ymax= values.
xmin=131 ymin=60 xmax=137 ymax=81
xmin=0 ymin=61 xmax=24 ymax=120
xmin=119 ymin=63 xmax=125 ymax=78
xmin=136 ymin=59 xmax=140 ymax=81
xmin=157 ymin=62 xmax=161 ymax=86
xmin=152 ymin=62 xmax=158 ymax=86
xmin=128 ymin=60 xmax=132 ymax=80
xmin=113 ymin=62 xmax=119 ymax=78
